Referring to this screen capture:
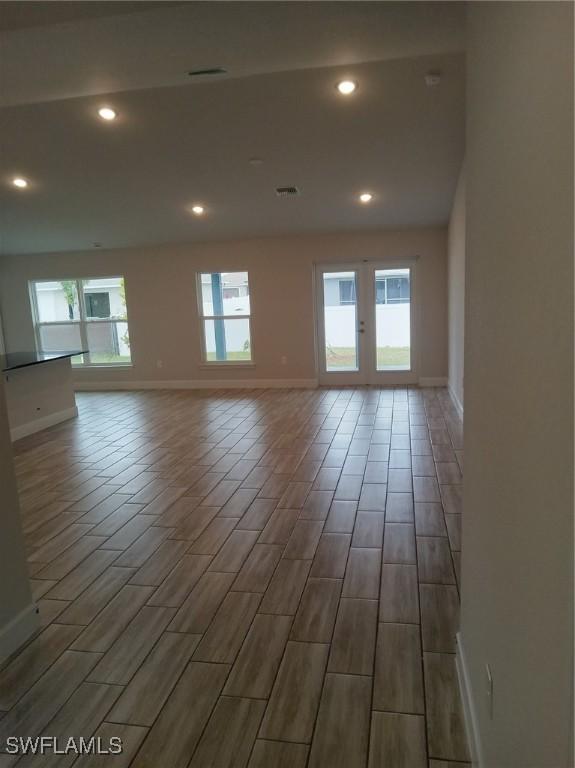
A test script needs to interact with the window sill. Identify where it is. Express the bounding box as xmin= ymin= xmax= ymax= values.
xmin=199 ymin=362 xmax=256 ymax=369
xmin=73 ymin=364 xmax=134 ymax=370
